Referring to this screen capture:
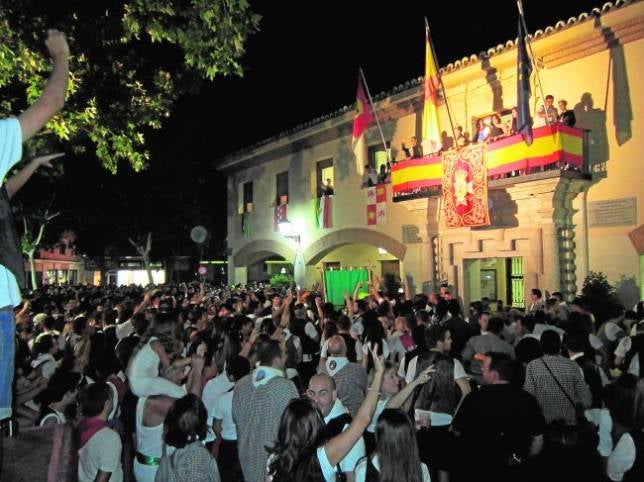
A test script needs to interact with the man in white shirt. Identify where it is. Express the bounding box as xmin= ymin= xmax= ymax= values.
xmin=308 ymin=373 xmax=366 ymax=482
xmin=77 ymin=382 xmax=123 ymax=482
xmin=1 ymin=29 xmax=69 ymax=426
